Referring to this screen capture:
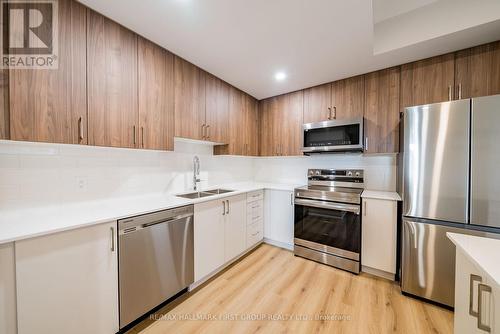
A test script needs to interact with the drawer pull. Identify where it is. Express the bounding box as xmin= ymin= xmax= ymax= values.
xmin=477 ymin=283 xmax=492 ymax=332
xmin=251 ymin=231 xmax=260 ymax=237
xmin=469 ymin=274 xmax=482 ymax=317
